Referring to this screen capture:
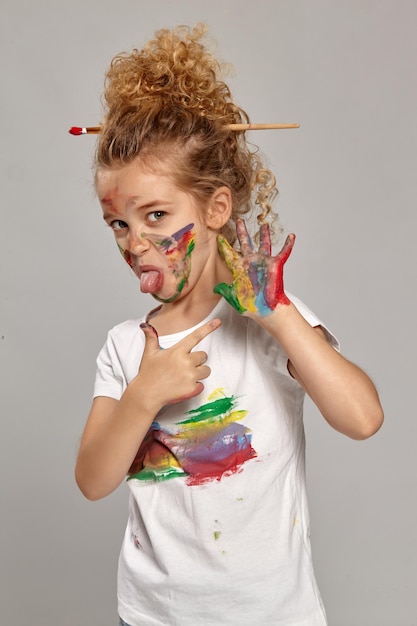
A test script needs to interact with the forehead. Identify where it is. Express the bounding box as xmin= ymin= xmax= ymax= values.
xmin=95 ymin=159 xmax=208 ymax=225
xmin=96 ymin=159 xmax=176 ymax=200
